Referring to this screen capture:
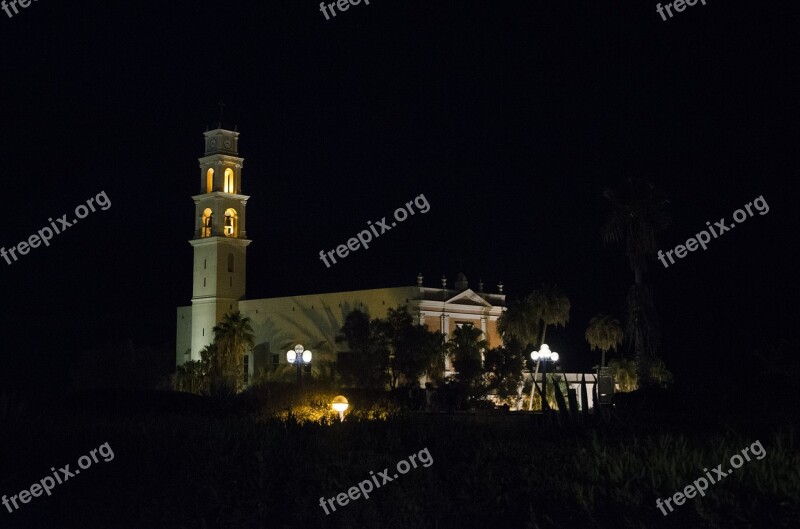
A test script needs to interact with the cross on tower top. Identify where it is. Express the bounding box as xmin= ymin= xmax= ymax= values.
xmin=217 ymin=100 xmax=226 ymax=128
